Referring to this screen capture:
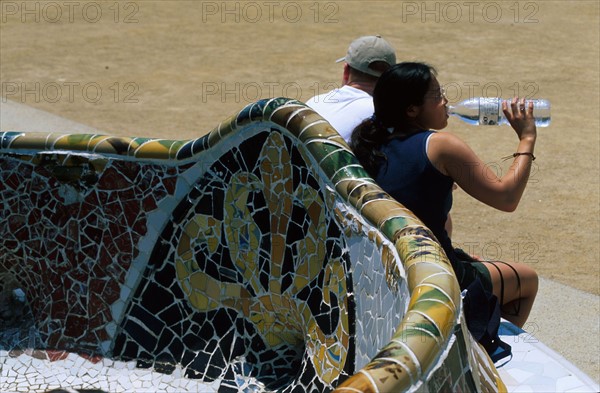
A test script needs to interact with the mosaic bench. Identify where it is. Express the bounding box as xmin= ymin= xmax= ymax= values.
xmin=0 ymin=98 xmax=504 ymax=392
